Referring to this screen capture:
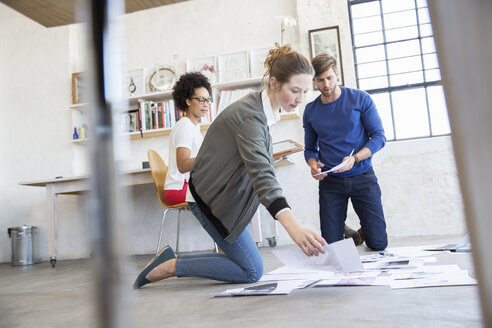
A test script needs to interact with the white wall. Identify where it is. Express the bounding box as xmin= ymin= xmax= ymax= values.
xmin=0 ymin=3 xmax=90 ymax=263
xmin=0 ymin=0 xmax=466 ymax=263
